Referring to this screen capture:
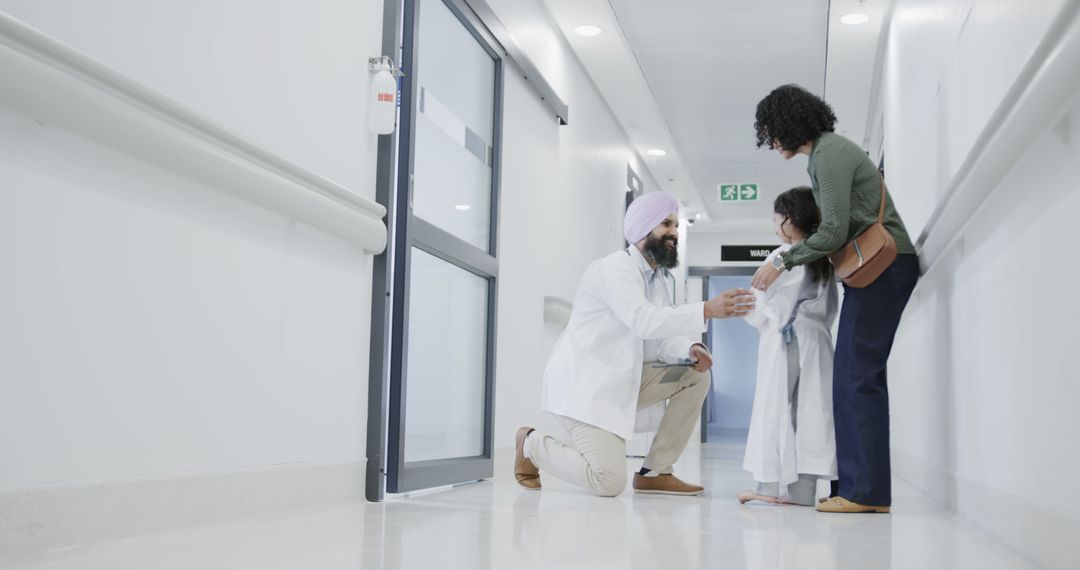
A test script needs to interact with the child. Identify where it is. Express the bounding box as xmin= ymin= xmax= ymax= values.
xmin=739 ymin=187 xmax=838 ymax=506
